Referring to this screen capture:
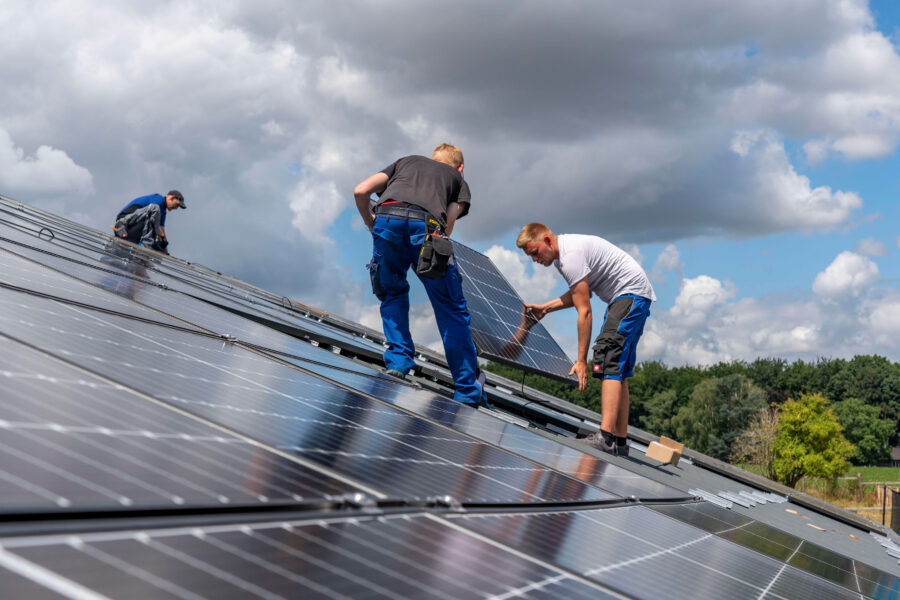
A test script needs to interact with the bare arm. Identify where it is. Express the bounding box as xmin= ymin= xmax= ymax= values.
xmin=445 ymin=202 xmax=467 ymax=236
xmin=523 ymin=289 xmax=575 ymax=321
xmin=569 ymin=278 xmax=592 ymax=391
xmin=353 ymin=172 xmax=389 ymax=231
xmin=158 ymin=225 xmax=166 ymax=239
